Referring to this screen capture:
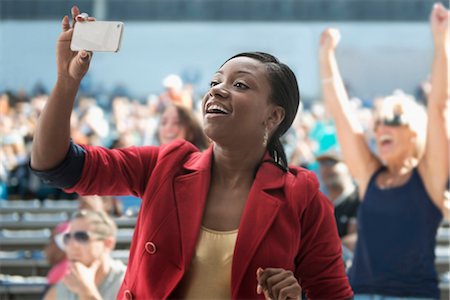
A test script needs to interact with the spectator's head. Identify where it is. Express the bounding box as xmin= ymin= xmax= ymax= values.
xmin=158 ymin=104 xmax=209 ymax=150
xmin=110 ymin=132 xmax=136 ymax=149
xmin=202 ymin=52 xmax=300 ymax=171
xmin=79 ymin=195 xmax=123 ymax=217
xmin=63 ymin=210 xmax=117 ymax=267
xmin=79 ymin=195 xmax=104 ymax=211
xmin=317 ymin=149 xmax=354 ymax=197
xmin=373 ymin=91 xmax=426 ymax=164
xmin=44 ymin=222 xmax=69 ymax=266
xmin=162 ymin=74 xmax=183 ymax=94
